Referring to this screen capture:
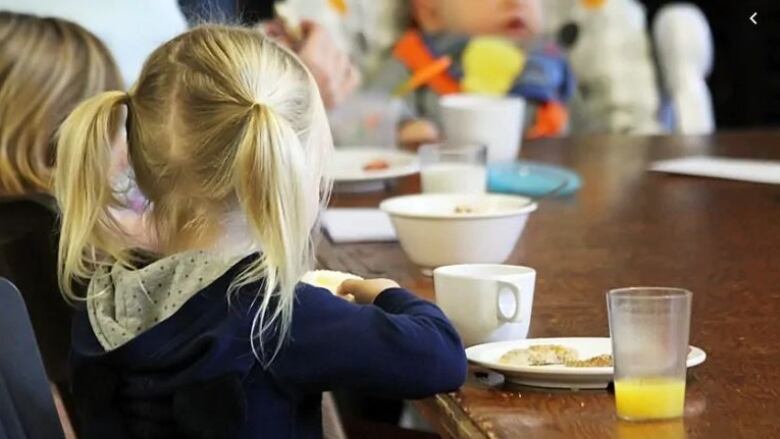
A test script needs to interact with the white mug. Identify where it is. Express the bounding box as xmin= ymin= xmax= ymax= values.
xmin=439 ymin=94 xmax=525 ymax=163
xmin=434 ymin=264 xmax=535 ymax=347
